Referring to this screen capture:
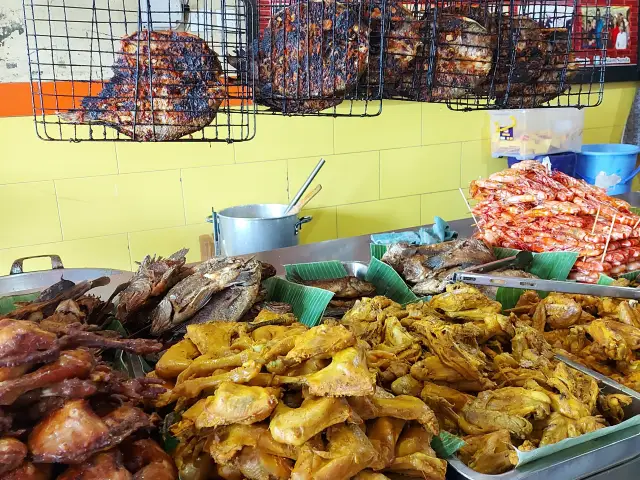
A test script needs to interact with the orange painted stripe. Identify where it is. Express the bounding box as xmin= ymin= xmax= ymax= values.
xmin=0 ymin=81 xmax=251 ymax=118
